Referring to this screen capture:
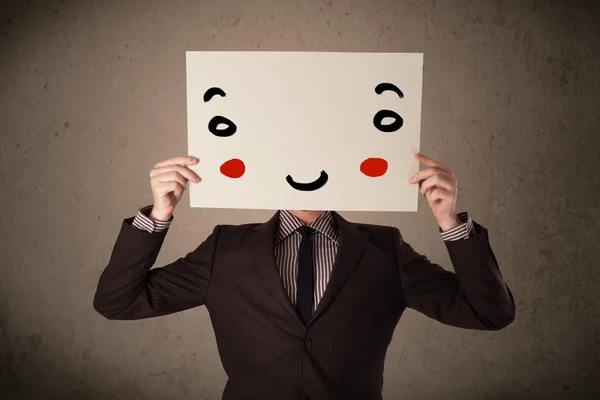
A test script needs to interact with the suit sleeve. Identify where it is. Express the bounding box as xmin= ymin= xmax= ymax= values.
xmin=93 ymin=217 xmax=221 ymax=320
xmin=394 ymin=222 xmax=516 ymax=330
